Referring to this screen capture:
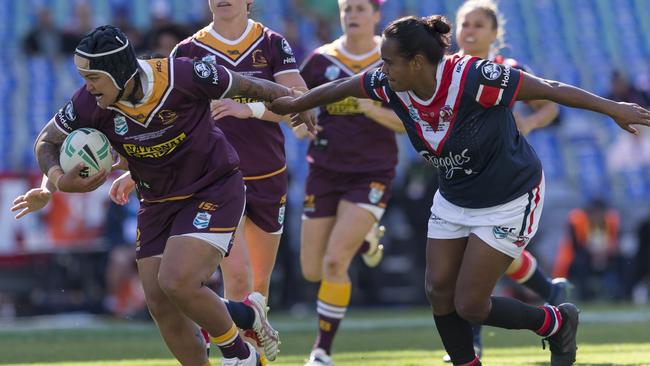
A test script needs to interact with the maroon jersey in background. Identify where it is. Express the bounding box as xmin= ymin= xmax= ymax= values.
xmin=173 ymin=20 xmax=299 ymax=178
xmin=300 ymin=38 xmax=398 ymax=173
xmin=54 ymin=57 xmax=239 ymax=202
